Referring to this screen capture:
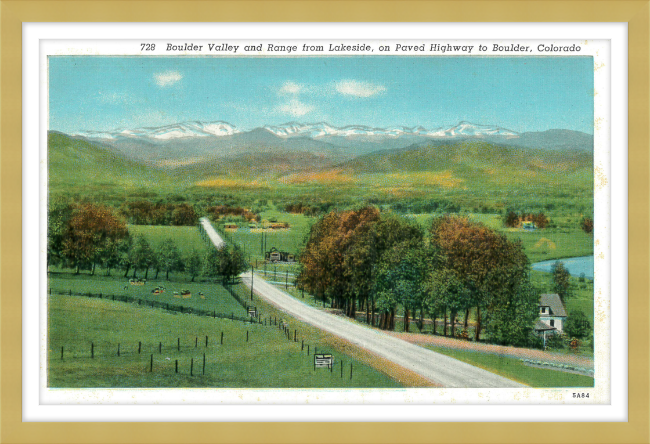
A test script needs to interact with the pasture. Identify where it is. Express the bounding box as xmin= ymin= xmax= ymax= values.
xmin=48 ymin=273 xmax=248 ymax=317
xmin=48 ymin=293 xmax=403 ymax=388
xmin=127 ymin=224 xmax=209 ymax=256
